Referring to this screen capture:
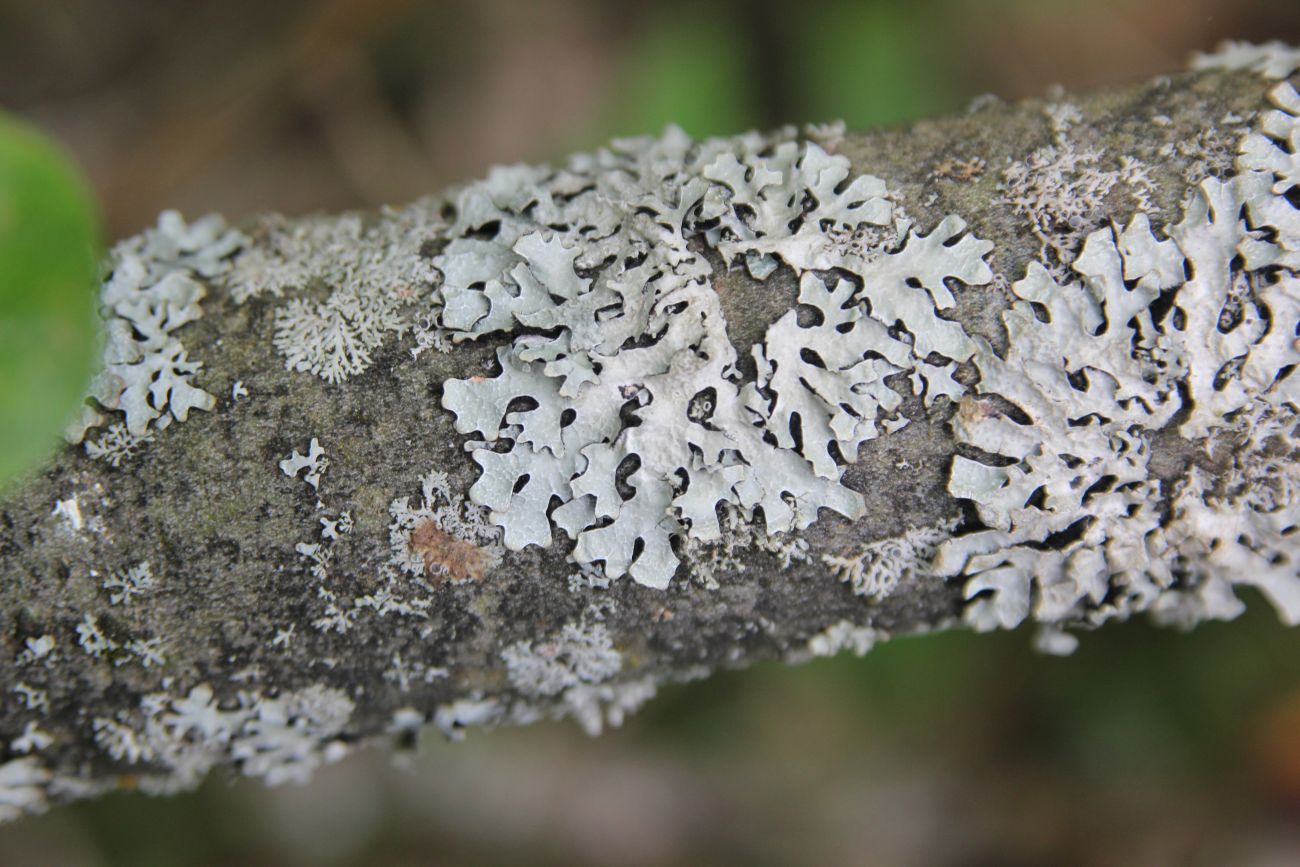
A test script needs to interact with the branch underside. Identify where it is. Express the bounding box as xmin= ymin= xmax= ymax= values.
xmin=2 ymin=44 xmax=1299 ymax=819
